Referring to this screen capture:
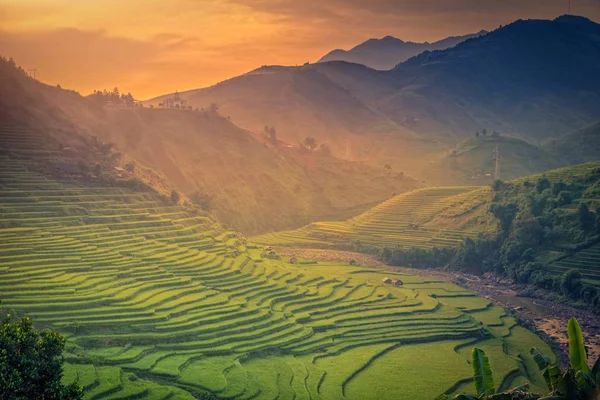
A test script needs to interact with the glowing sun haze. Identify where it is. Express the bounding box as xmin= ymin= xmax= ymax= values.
xmin=1 ymin=0 xmax=599 ymax=99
